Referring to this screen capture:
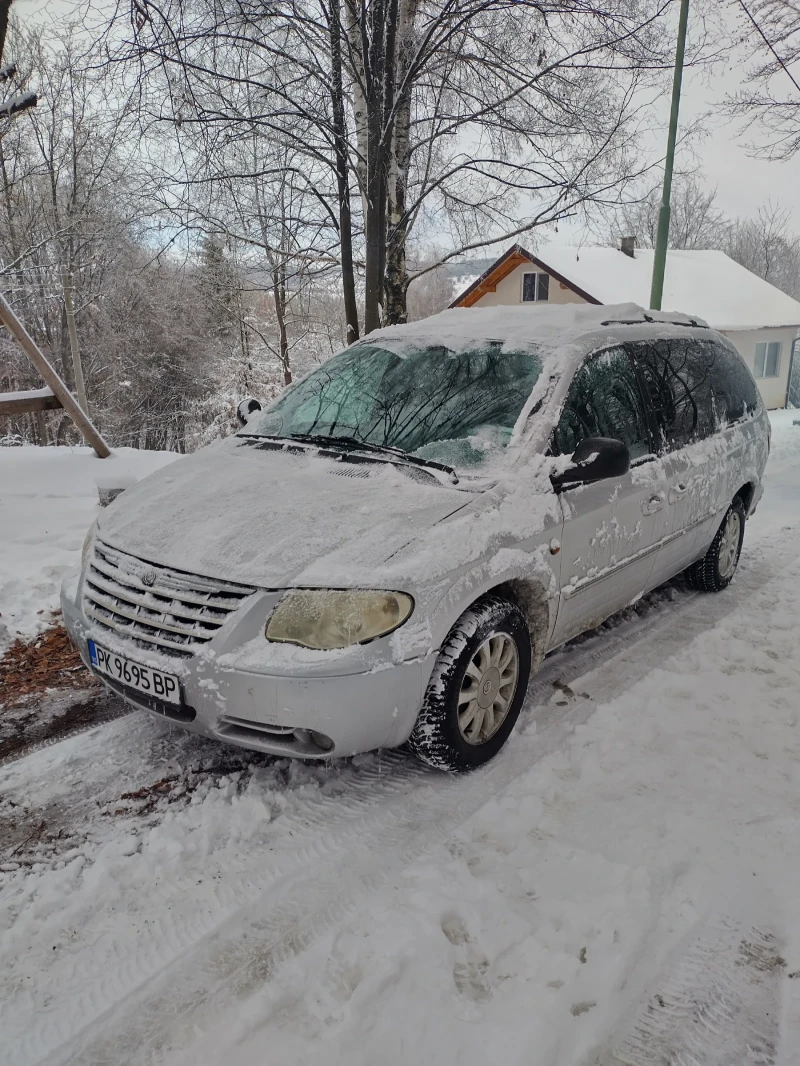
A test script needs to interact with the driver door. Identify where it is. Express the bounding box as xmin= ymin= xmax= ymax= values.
xmin=549 ymin=346 xmax=669 ymax=647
